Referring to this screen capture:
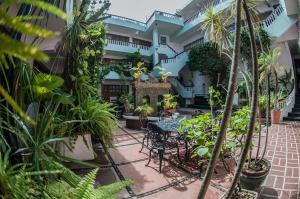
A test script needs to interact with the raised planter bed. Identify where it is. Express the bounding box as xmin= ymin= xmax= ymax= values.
xmin=123 ymin=115 xmax=159 ymax=130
